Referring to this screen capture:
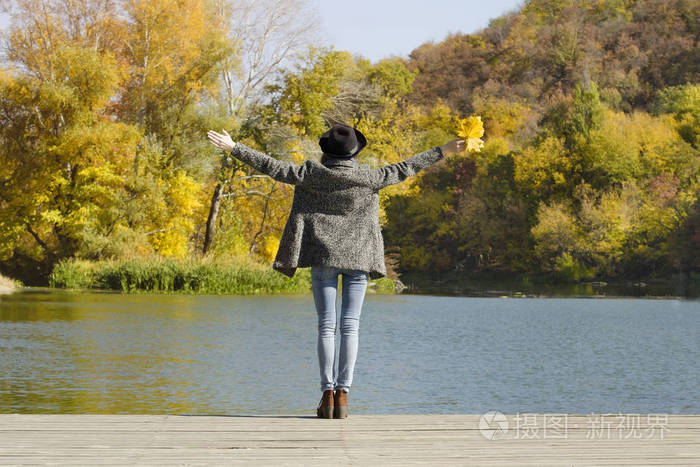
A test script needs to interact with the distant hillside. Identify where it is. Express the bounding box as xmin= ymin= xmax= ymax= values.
xmin=378 ymin=0 xmax=698 ymax=281
xmin=405 ymin=0 xmax=698 ymax=115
